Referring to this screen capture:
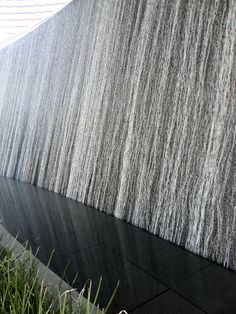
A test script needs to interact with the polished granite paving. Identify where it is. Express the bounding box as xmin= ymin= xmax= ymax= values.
xmin=0 ymin=177 xmax=236 ymax=314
